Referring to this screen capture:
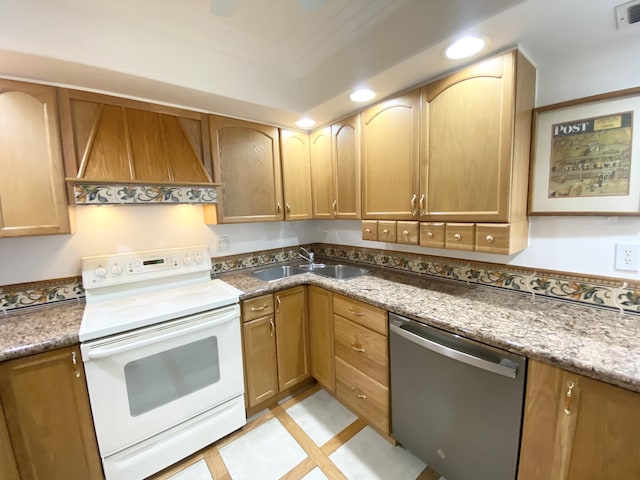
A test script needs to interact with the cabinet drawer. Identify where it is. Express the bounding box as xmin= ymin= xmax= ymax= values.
xmin=419 ymin=222 xmax=445 ymax=248
xmin=362 ymin=220 xmax=378 ymax=241
xmin=377 ymin=221 xmax=397 ymax=243
xmin=334 ymin=316 xmax=388 ymax=386
xmin=445 ymin=223 xmax=475 ymax=251
xmin=397 ymin=221 xmax=419 ymax=245
xmin=476 ymin=221 xmax=528 ymax=255
xmin=336 ymin=357 xmax=389 ymax=434
xmin=242 ymin=294 xmax=274 ymax=322
xmin=333 ymin=295 xmax=387 ymax=336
